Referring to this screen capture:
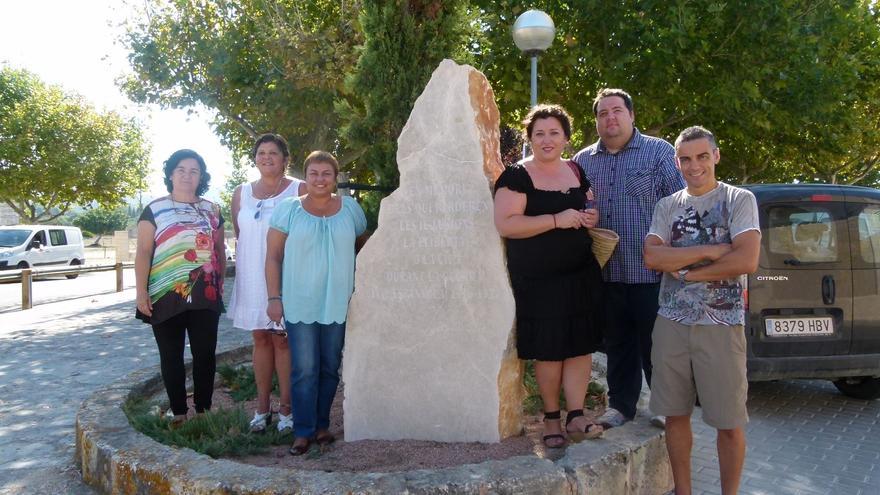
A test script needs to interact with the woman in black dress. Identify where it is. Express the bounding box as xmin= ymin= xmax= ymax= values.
xmin=493 ymin=104 xmax=604 ymax=447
